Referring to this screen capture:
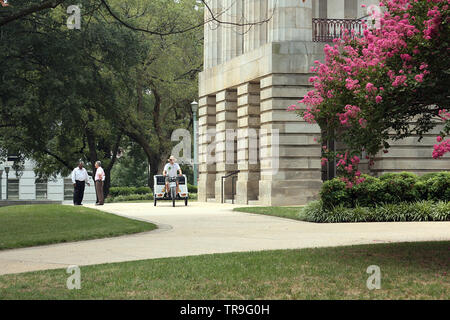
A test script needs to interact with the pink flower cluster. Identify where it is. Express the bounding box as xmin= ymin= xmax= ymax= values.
xmin=433 ymin=109 xmax=450 ymax=159
xmin=289 ymin=0 xmax=448 ymax=172
xmin=337 ymin=105 xmax=361 ymax=126
xmin=423 ymin=5 xmax=443 ymax=39
xmin=433 ymin=139 xmax=450 ymax=159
